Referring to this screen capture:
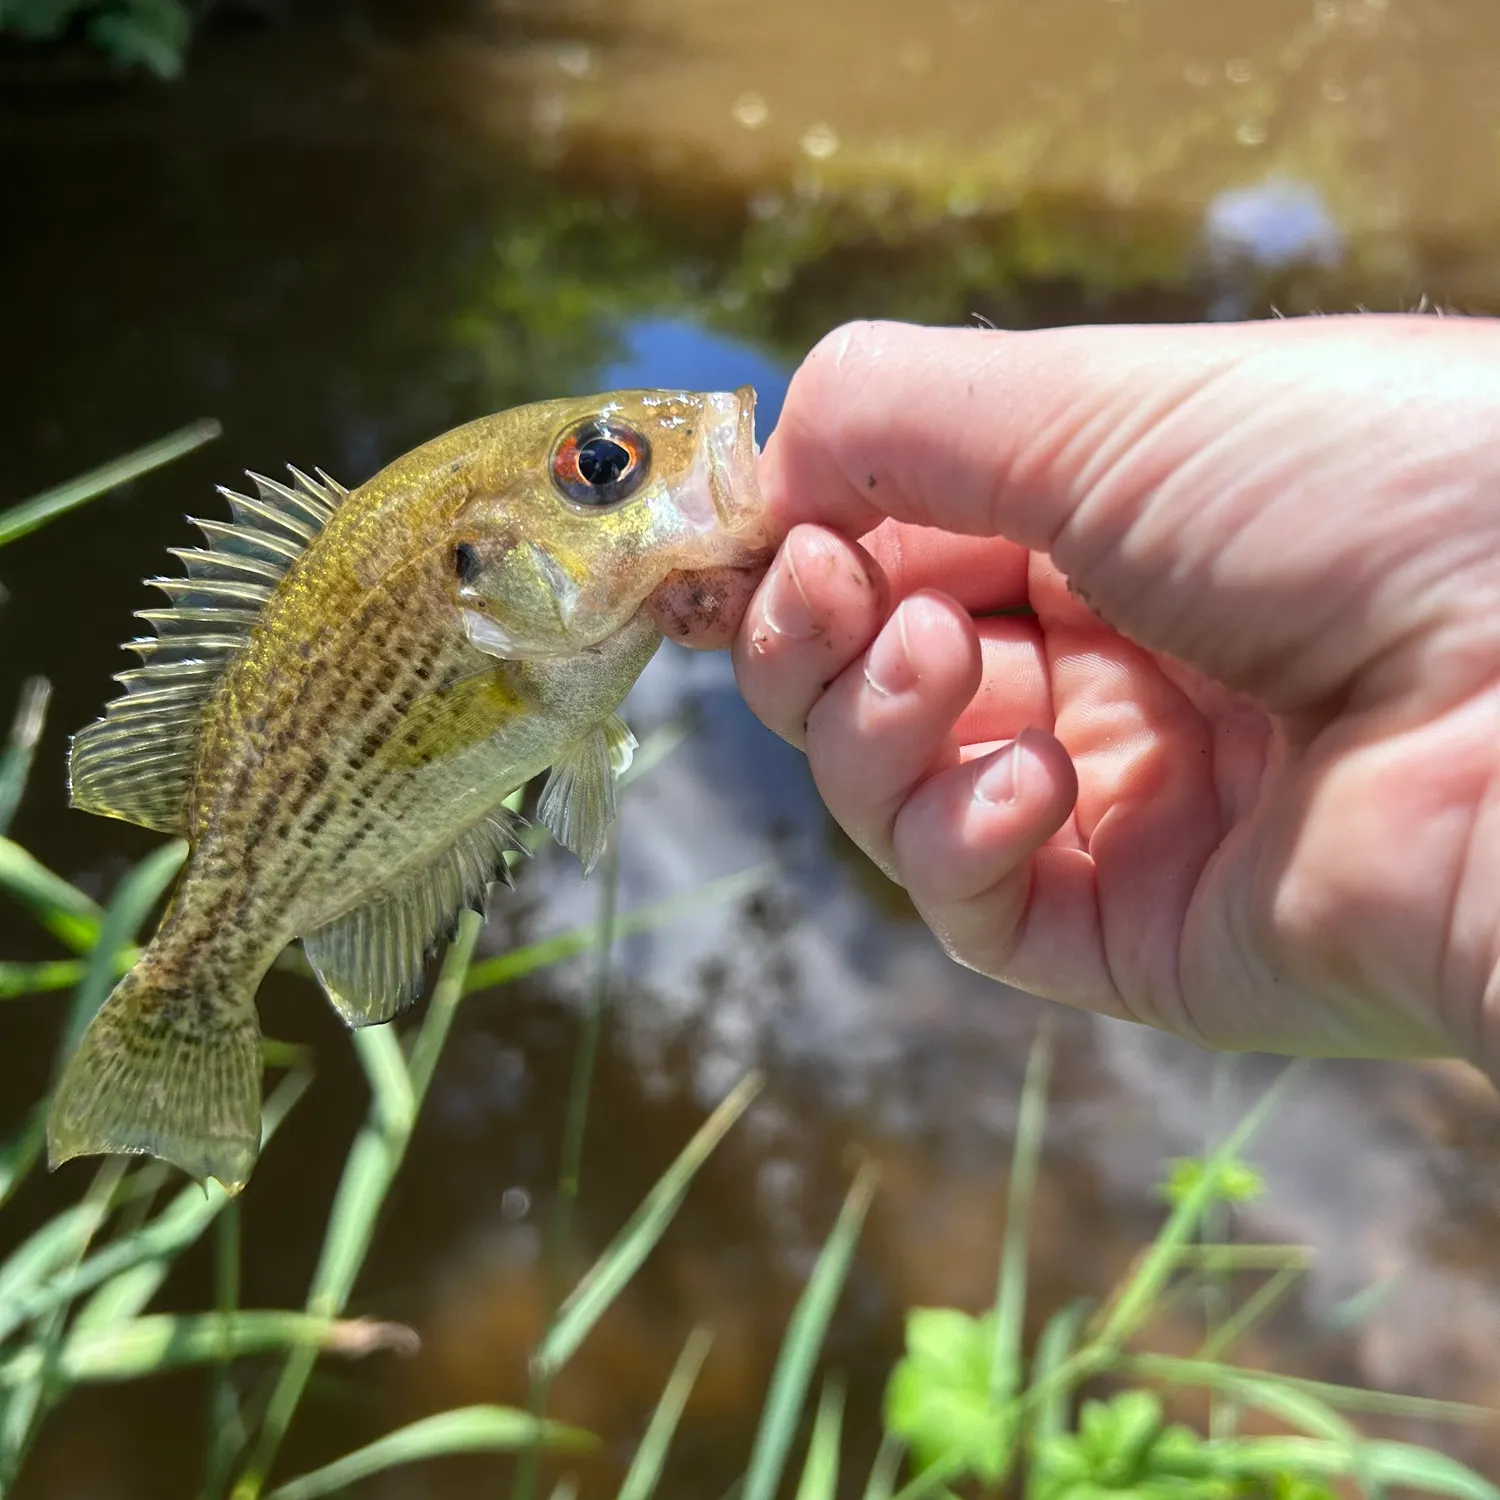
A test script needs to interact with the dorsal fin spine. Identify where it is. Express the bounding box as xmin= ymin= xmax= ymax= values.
xmin=69 ymin=464 xmax=349 ymax=834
